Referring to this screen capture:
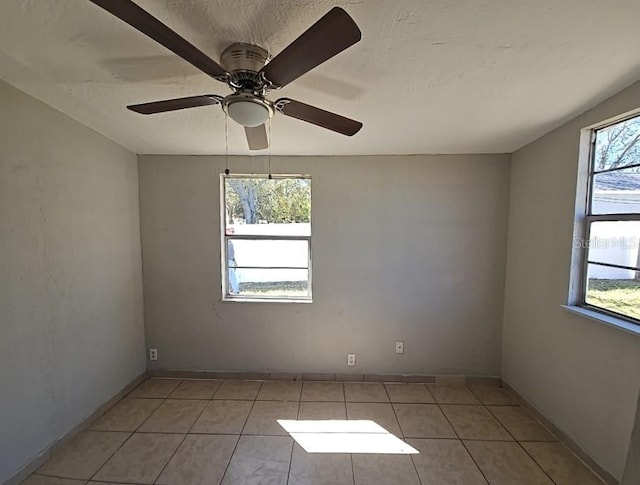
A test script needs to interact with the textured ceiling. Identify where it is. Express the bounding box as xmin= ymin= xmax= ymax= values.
xmin=0 ymin=0 xmax=639 ymax=155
